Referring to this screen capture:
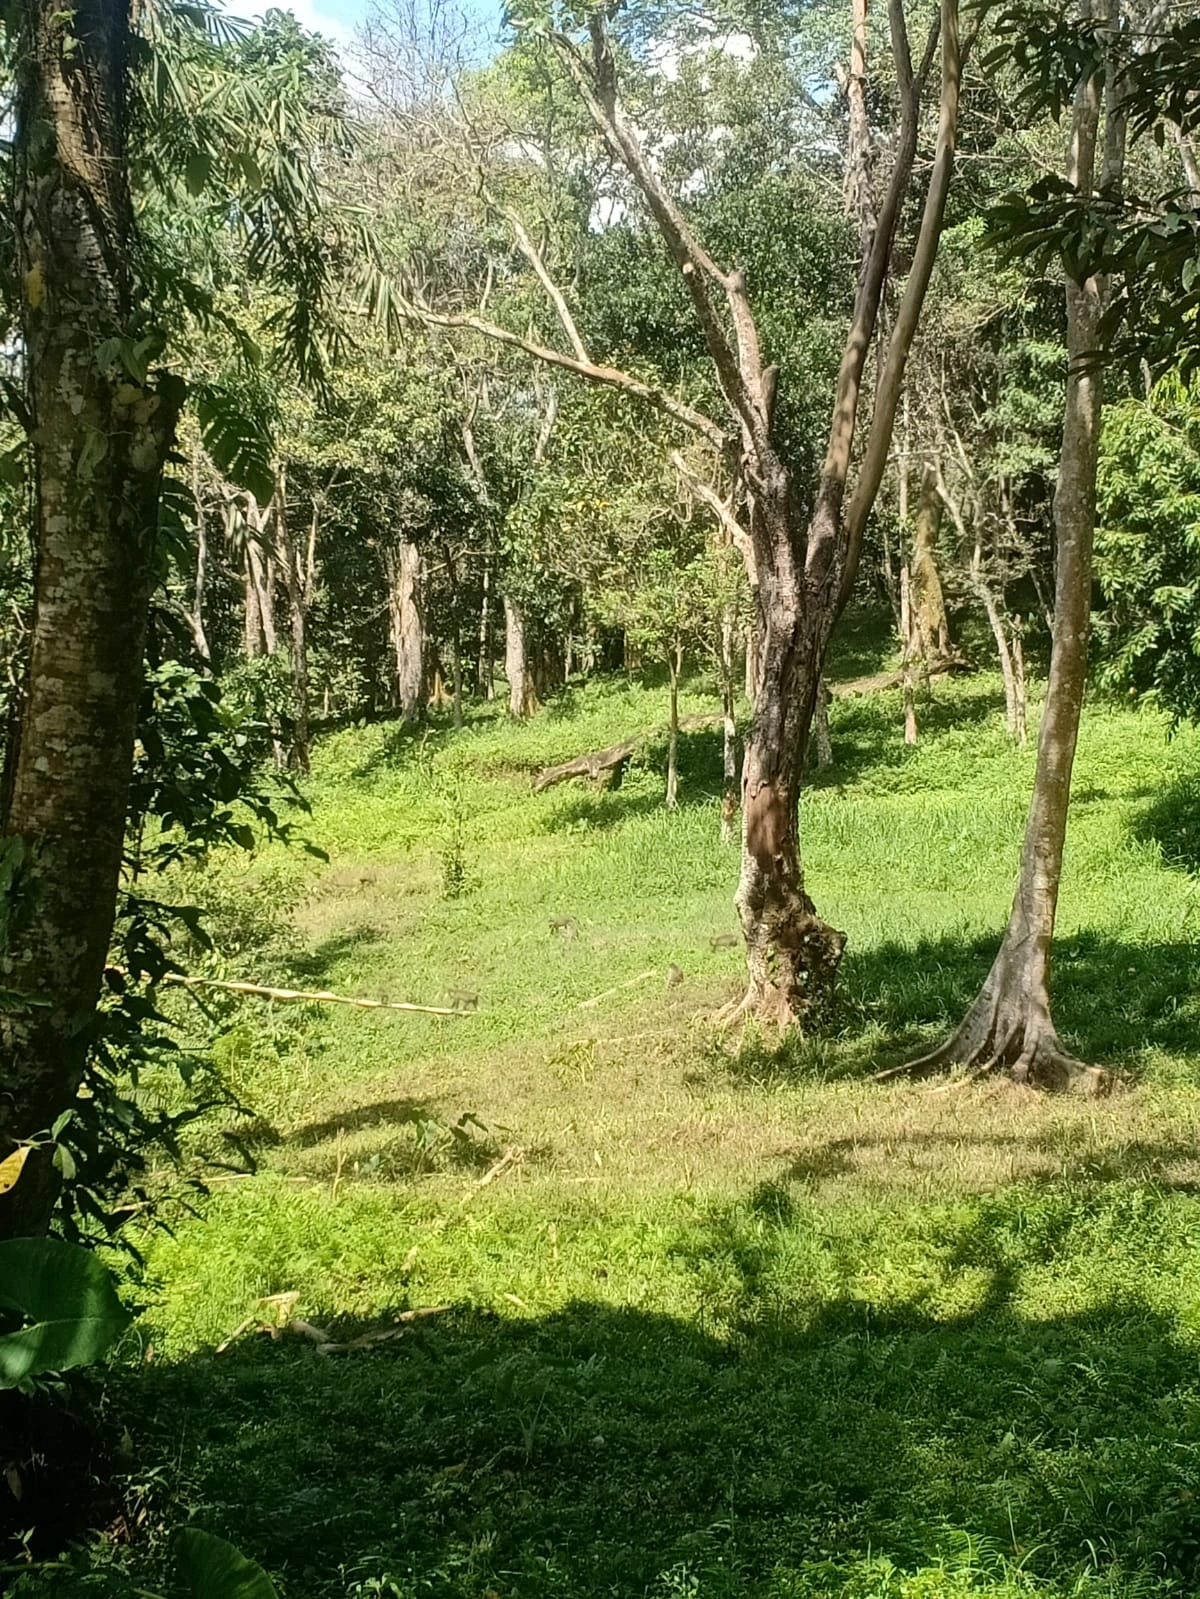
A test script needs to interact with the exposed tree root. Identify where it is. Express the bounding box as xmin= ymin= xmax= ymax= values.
xmin=874 ymin=982 xmax=1110 ymax=1094
xmin=711 ymin=912 xmax=846 ymax=1031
